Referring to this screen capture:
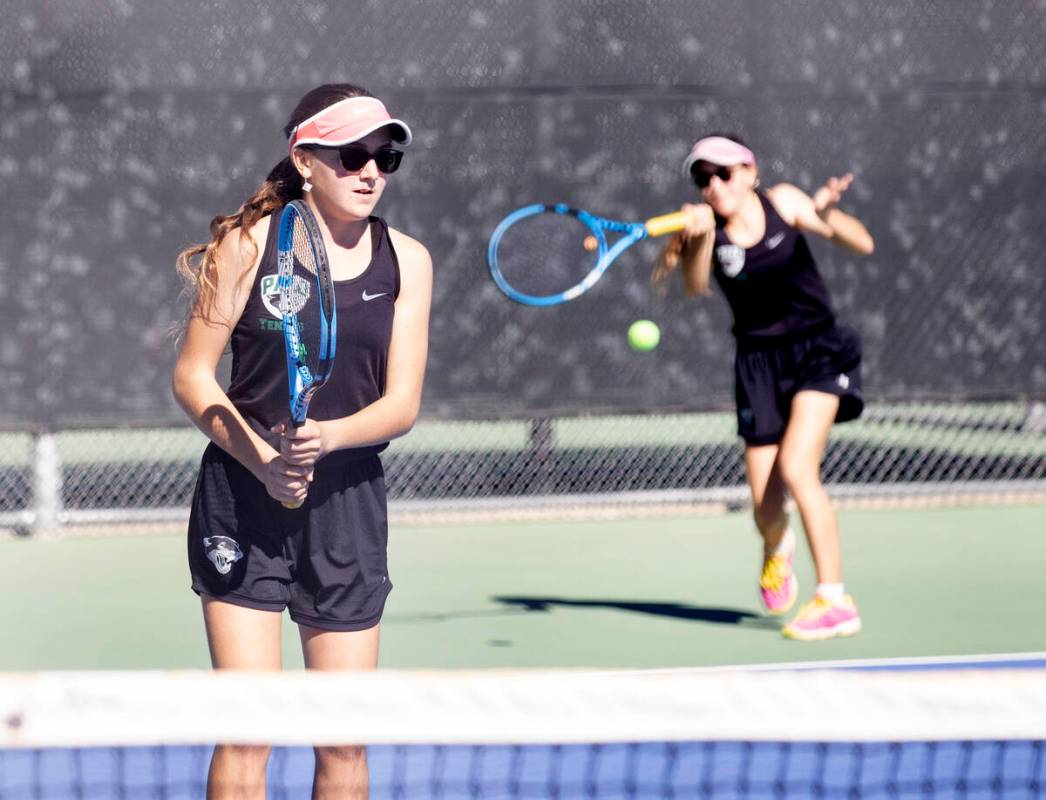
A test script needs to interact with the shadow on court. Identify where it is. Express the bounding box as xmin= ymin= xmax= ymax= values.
xmin=384 ymin=596 xmax=779 ymax=631
xmin=383 ymin=606 xmax=539 ymax=624
xmin=493 ymin=595 xmax=780 ymax=630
